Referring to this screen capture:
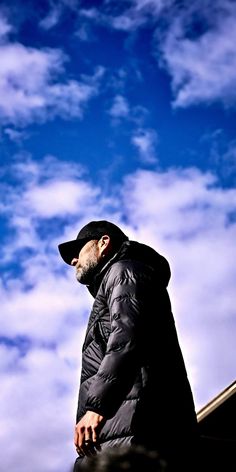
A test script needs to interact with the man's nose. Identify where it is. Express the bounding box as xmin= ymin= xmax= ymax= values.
xmin=71 ymin=257 xmax=78 ymax=266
